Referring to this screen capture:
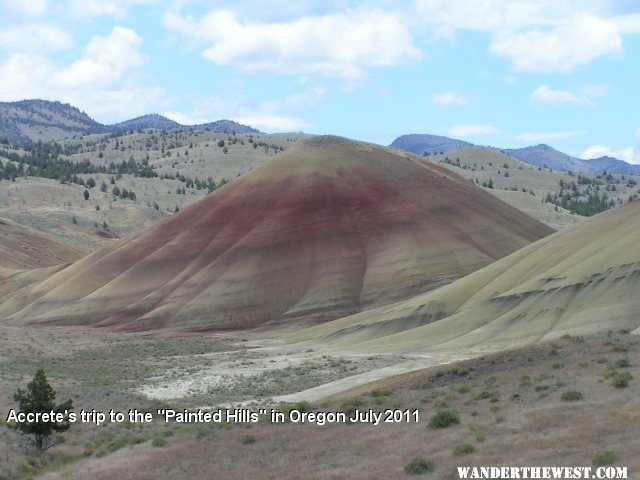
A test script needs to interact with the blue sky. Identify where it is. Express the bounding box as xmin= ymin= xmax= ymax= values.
xmin=1 ymin=0 xmax=639 ymax=162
